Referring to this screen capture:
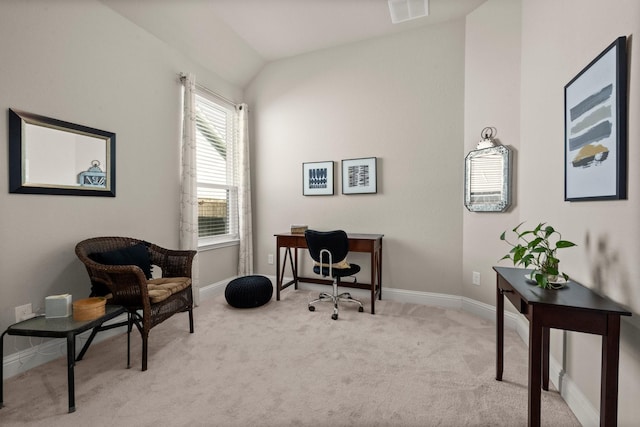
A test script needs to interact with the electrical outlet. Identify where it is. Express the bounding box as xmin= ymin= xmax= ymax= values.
xmin=268 ymin=254 xmax=274 ymax=265
xmin=15 ymin=303 xmax=33 ymax=322
xmin=472 ymin=271 xmax=481 ymax=286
